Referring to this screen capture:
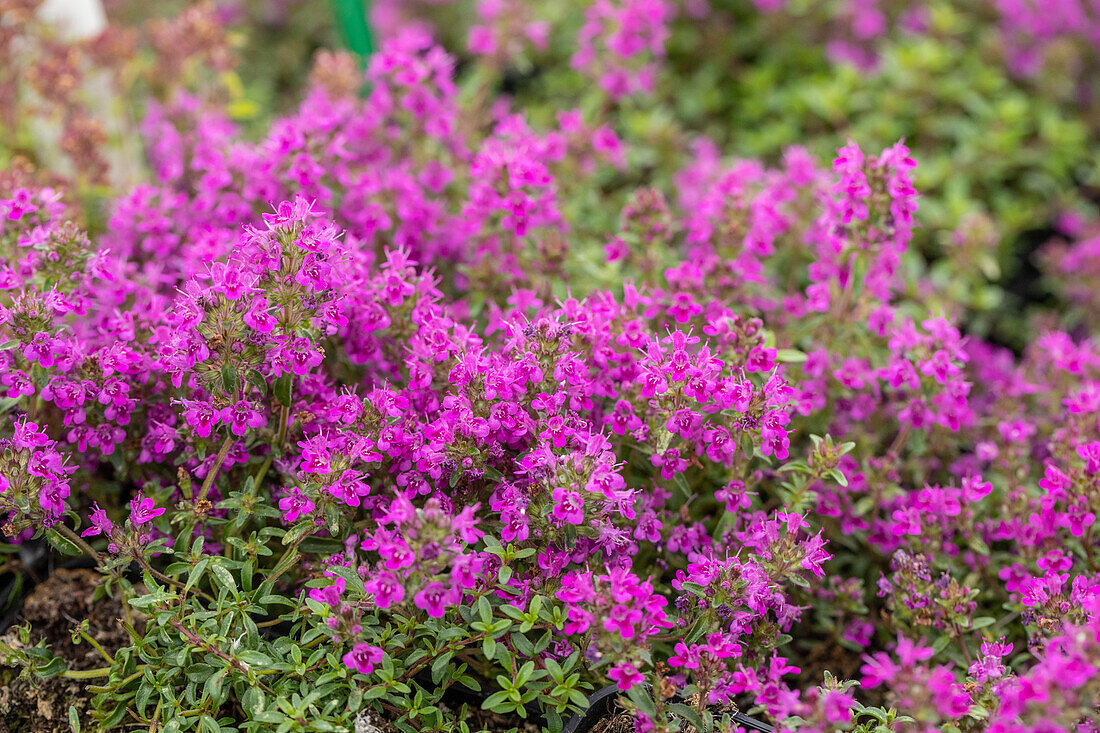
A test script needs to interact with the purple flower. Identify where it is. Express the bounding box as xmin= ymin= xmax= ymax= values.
xmin=608 ymin=663 xmax=644 ymax=691
xmin=82 ymin=502 xmax=115 ymax=538
xmin=364 ymin=572 xmax=405 ymax=608
xmin=181 ymin=399 xmax=219 ymax=438
xmin=342 ymin=643 xmax=384 ymax=675
xmin=413 ymin=582 xmax=454 ymax=618
xmin=551 ymin=487 xmax=584 ymax=525
xmin=1077 ymin=441 xmax=1100 ymax=474
xmin=278 ymin=487 xmax=315 ymax=523
xmin=309 ymin=577 xmax=345 ymax=608
xmin=129 ymin=493 xmax=165 ymax=525
xmin=221 ymin=400 xmax=265 ymax=436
